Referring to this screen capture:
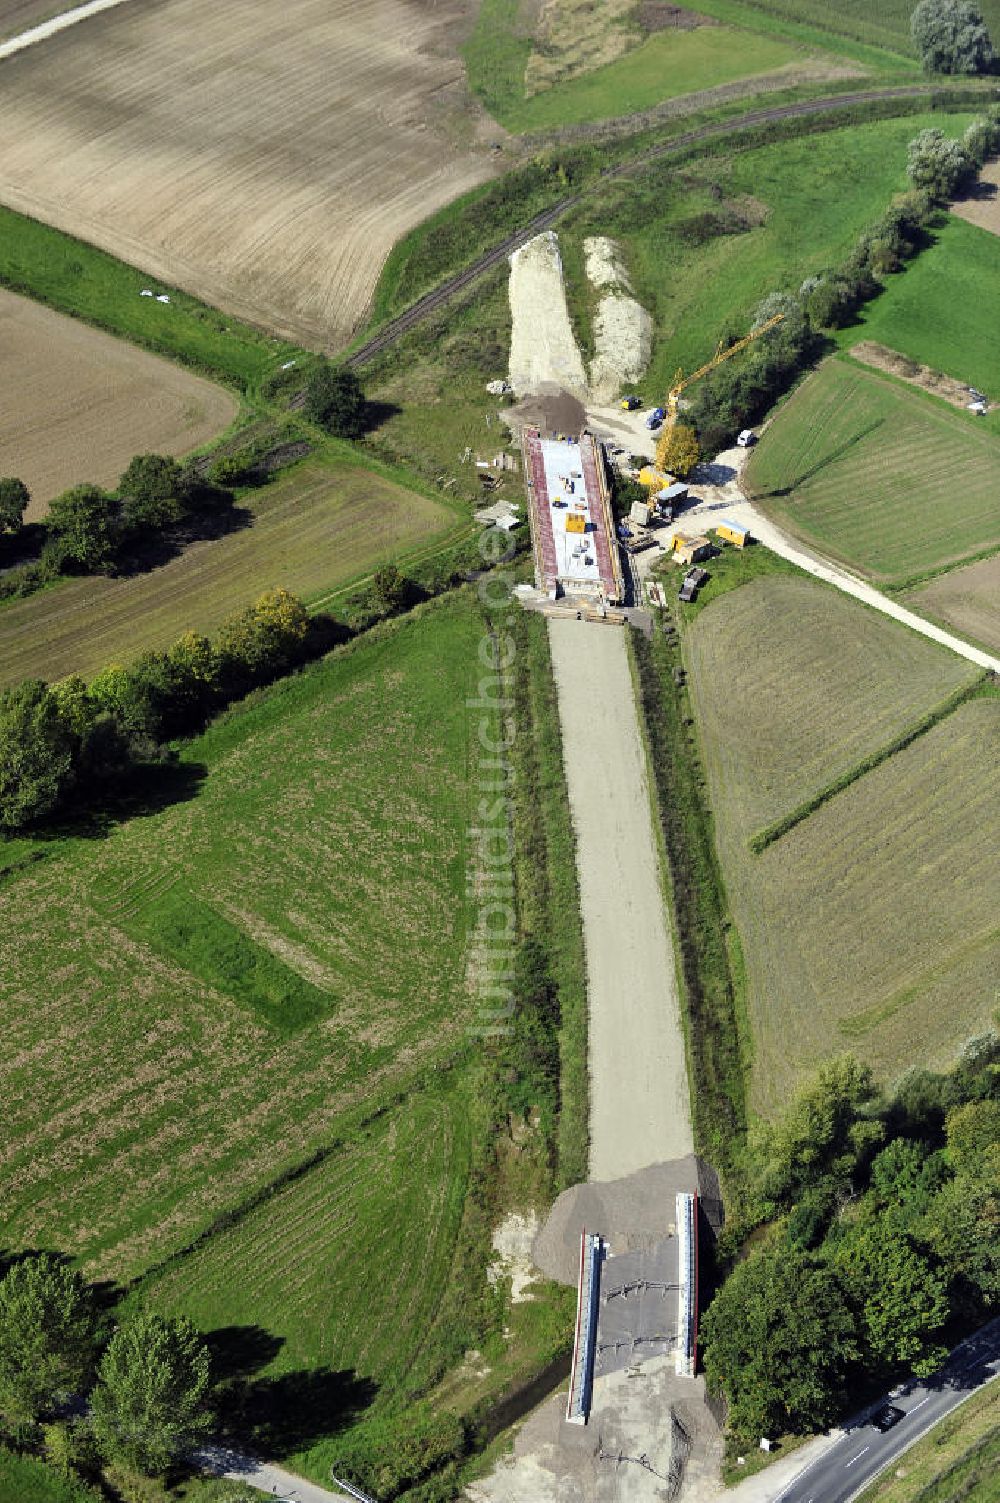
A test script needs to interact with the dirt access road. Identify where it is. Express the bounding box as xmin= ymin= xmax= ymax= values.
xmin=548 ymin=617 xmax=693 ymax=1180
